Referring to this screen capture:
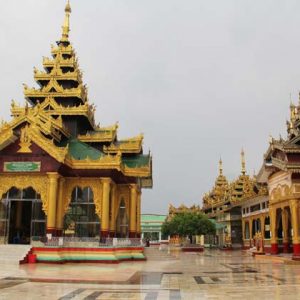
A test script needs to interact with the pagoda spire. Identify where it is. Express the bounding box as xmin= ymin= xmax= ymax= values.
xmin=60 ymin=0 xmax=72 ymax=43
xmin=241 ymin=148 xmax=246 ymax=175
xmin=218 ymin=158 xmax=223 ymax=176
